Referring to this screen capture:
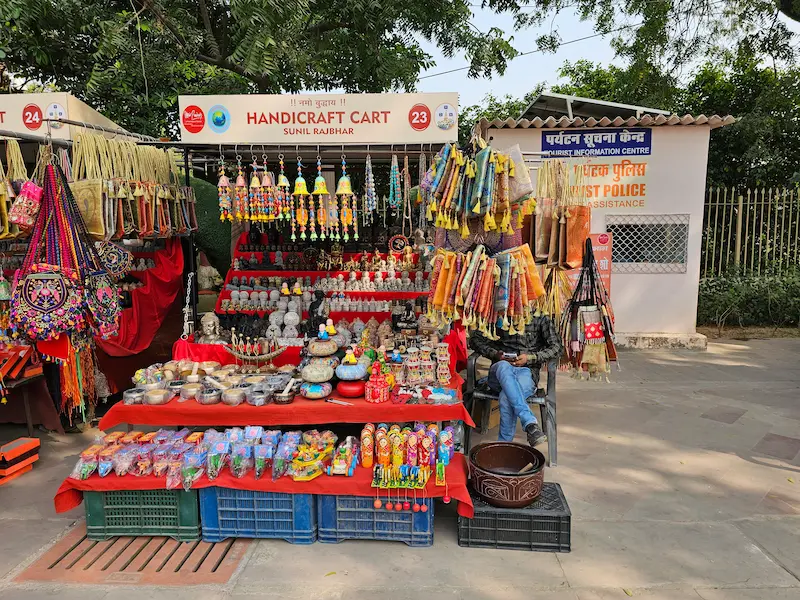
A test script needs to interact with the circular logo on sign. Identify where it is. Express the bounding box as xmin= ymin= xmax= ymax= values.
xmin=22 ymin=104 xmax=43 ymax=130
xmin=598 ymin=233 xmax=610 ymax=244
xmin=208 ymin=105 xmax=231 ymax=133
xmin=182 ymin=105 xmax=205 ymax=134
xmin=45 ymin=103 xmax=66 ymax=129
xmin=434 ymin=103 xmax=456 ymax=131
xmin=408 ymin=104 xmax=431 ymax=132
